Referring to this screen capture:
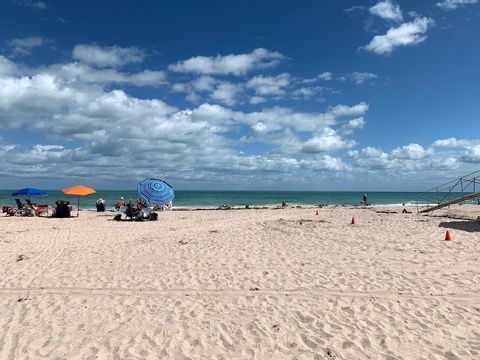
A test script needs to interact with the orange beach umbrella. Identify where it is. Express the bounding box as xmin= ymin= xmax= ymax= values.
xmin=61 ymin=185 xmax=96 ymax=217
